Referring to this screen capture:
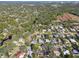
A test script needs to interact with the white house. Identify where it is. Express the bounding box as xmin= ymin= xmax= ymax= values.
xmin=63 ymin=50 xmax=70 ymax=55
xmin=69 ymin=38 xmax=76 ymax=43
